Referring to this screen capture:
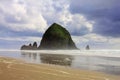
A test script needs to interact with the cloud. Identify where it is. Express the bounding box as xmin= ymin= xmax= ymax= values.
xmin=72 ymin=33 xmax=120 ymax=49
xmin=0 ymin=0 xmax=48 ymax=33
xmin=72 ymin=33 xmax=108 ymax=49
xmin=0 ymin=0 xmax=94 ymax=37
xmin=54 ymin=7 xmax=94 ymax=36
xmin=72 ymin=33 xmax=108 ymax=45
xmin=70 ymin=0 xmax=120 ymax=37
xmin=92 ymin=18 xmax=120 ymax=37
